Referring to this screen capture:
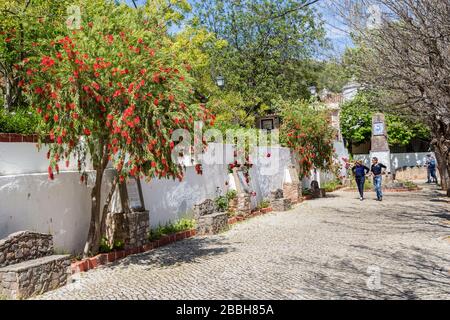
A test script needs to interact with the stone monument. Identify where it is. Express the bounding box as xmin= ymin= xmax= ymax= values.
xmin=370 ymin=113 xmax=391 ymax=173
xmin=106 ymin=177 xmax=150 ymax=249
